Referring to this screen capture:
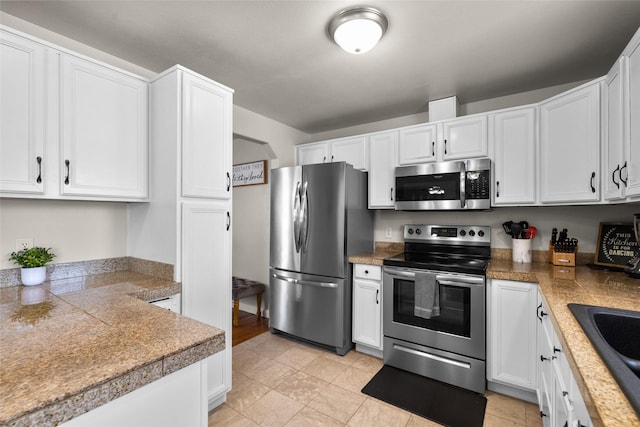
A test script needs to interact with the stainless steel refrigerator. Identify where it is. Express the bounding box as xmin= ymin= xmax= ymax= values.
xmin=269 ymin=162 xmax=373 ymax=355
